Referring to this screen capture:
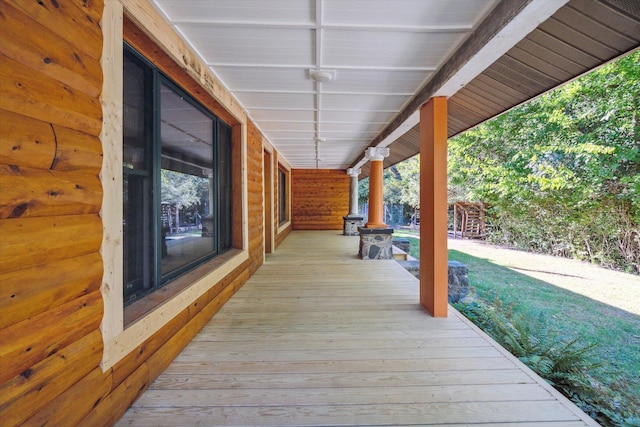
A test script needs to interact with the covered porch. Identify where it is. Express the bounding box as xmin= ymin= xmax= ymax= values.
xmin=117 ymin=231 xmax=595 ymax=426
